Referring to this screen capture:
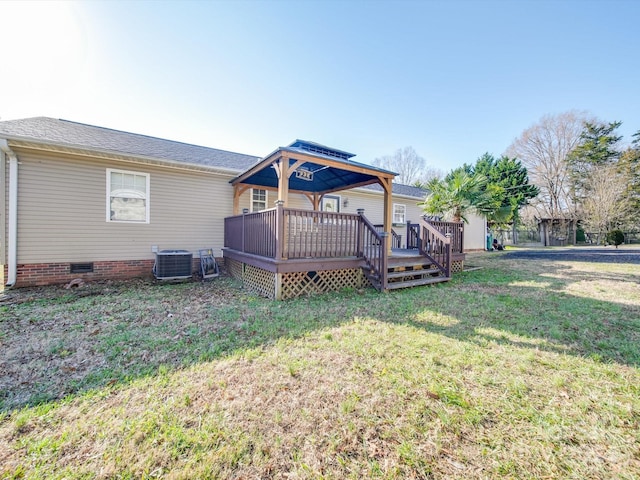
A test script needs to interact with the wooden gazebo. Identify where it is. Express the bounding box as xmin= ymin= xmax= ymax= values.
xmin=223 ymin=141 xmax=461 ymax=299
xmin=231 ymin=140 xmax=396 ymax=243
